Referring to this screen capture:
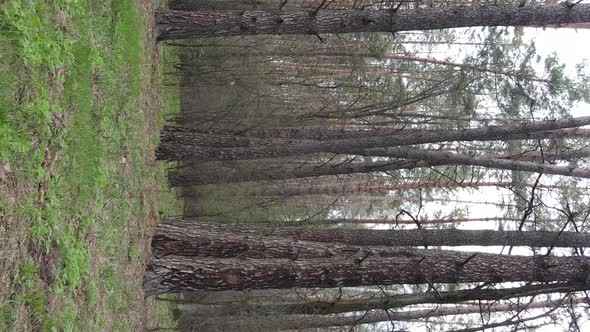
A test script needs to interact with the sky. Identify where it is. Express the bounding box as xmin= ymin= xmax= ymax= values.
xmin=371 ymin=25 xmax=590 ymax=332
xmin=462 ymin=26 xmax=590 ymax=231
xmin=414 ymin=26 xmax=590 ymax=242
xmin=457 ymin=26 xmax=589 ymax=331
xmin=526 ymin=27 xmax=590 ymax=116
xmin=373 ymin=25 xmax=590 ymax=232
